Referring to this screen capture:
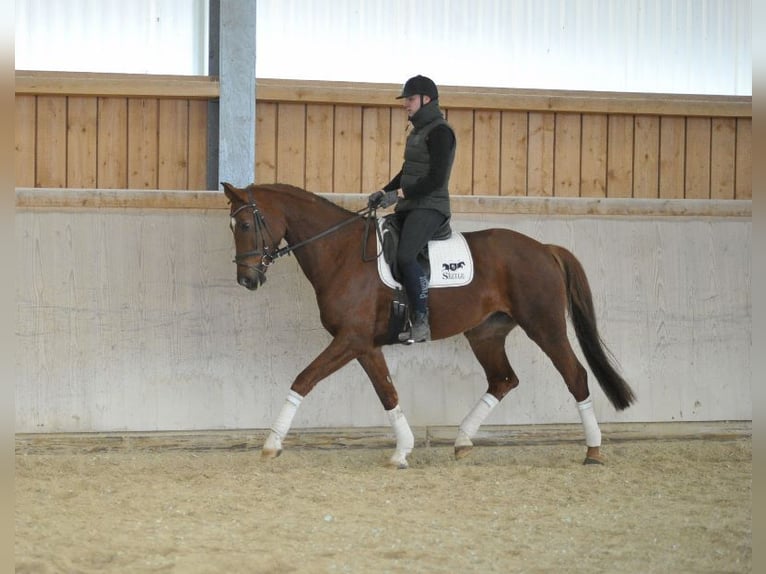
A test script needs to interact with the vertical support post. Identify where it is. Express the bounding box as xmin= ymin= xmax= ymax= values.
xmin=207 ymin=0 xmax=256 ymax=189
